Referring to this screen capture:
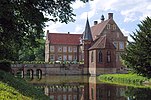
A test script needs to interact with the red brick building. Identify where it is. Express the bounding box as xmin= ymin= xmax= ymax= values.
xmin=45 ymin=13 xmax=127 ymax=75
xmin=45 ymin=32 xmax=83 ymax=62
